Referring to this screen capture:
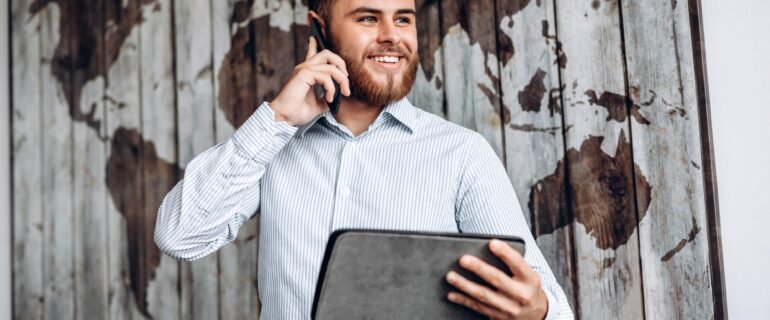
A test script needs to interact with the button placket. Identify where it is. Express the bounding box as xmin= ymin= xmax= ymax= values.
xmin=331 ymin=140 xmax=356 ymax=230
